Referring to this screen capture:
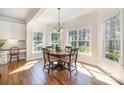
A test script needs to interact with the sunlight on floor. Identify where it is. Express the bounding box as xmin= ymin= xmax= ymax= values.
xmin=9 ymin=61 xmax=39 ymax=75
xmin=90 ymin=70 xmax=119 ymax=85
xmin=83 ymin=64 xmax=120 ymax=85
xmin=76 ymin=63 xmax=93 ymax=77
xmin=83 ymin=64 xmax=105 ymax=74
